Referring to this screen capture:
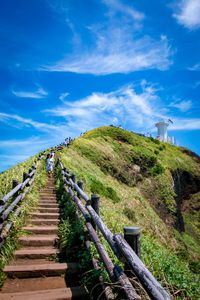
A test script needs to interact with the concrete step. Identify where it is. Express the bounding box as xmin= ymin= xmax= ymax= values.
xmin=1 ymin=276 xmax=66 ymax=293
xmin=29 ymin=219 xmax=59 ymax=226
xmin=4 ymin=262 xmax=79 ymax=278
xmin=23 ymin=226 xmax=58 ymax=234
xmin=0 ymin=286 xmax=87 ymax=300
xmin=19 ymin=235 xmax=57 ymax=247
xmin=14 ymin=247 xmax=58 ymax=259
xmin=37 ymin=207 xmax=59 ymax=213
xmin=30 ymin=213 xmax=59 ymax=219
